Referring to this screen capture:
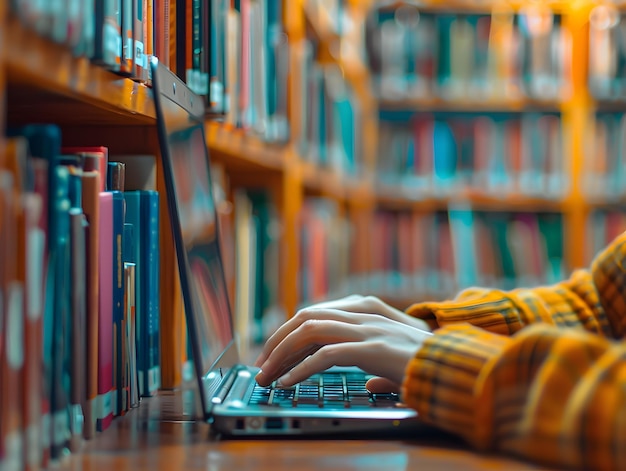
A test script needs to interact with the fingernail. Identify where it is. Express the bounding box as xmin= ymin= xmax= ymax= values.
xmin=276 ymin=373 xmax=291 ymax=388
